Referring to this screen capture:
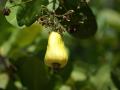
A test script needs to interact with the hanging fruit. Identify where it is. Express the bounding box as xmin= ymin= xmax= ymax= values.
xmin=44 ymin=31 xmax=69 ymax=70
